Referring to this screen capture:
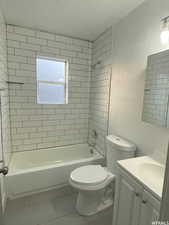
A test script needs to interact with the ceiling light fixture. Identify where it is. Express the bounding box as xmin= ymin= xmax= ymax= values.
xmin=161 ymin=16 xmax=169 ymax=44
